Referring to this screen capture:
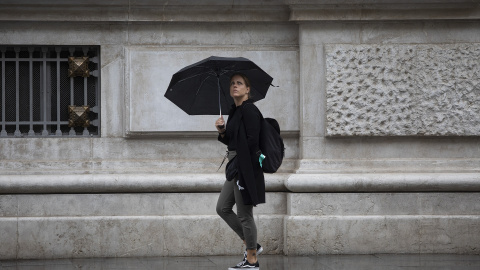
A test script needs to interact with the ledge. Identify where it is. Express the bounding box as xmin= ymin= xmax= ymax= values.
xmin=2 ymin=172 xmax=480 ymax=194
xmin=124 ymin=130 xmax=299 ymax=139
xmin=286 ymin=173 xmax=480 ymax=192
xmin=0 ymin=173 xmax=289 ymax=194
xmin=1 ymin=1 xmax=478 ymax=23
